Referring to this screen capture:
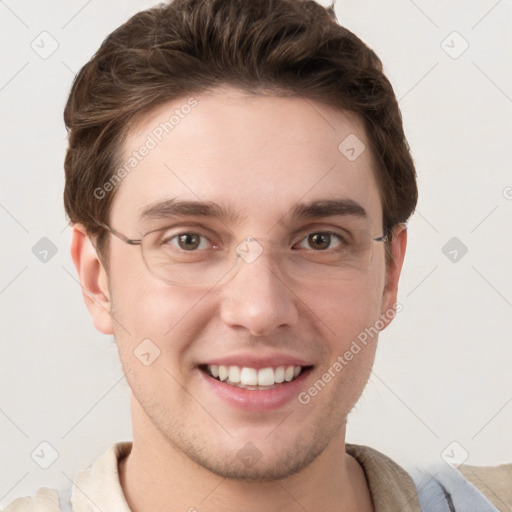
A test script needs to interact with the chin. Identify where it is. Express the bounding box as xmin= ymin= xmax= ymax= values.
xmin=169 ymin=421 xmax=338 ymax=483
xmin=189 ymin=445 xmax=323 ymax=482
